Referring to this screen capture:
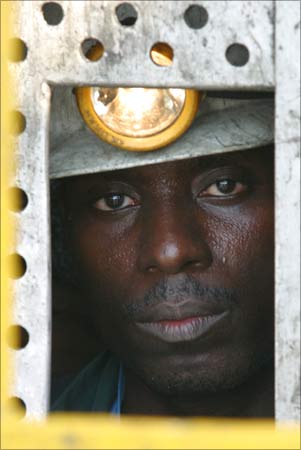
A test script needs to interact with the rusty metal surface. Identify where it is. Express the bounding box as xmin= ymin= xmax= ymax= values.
xmin=7 ymin=0 xmax=300 ymax=422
